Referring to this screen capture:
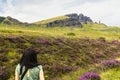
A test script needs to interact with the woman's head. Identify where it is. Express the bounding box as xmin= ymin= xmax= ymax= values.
xmin=20 ymin=47 xmax=40 ymax=69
